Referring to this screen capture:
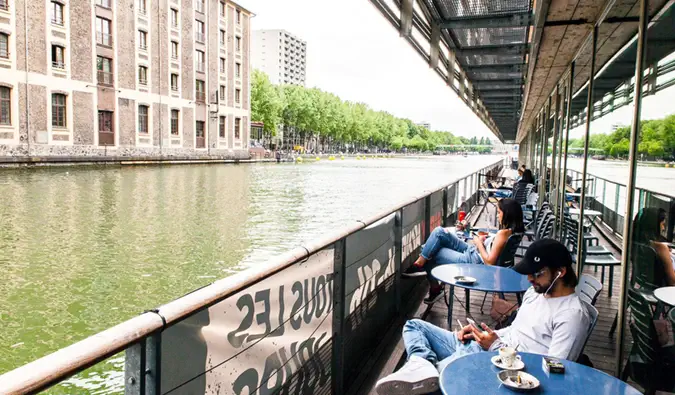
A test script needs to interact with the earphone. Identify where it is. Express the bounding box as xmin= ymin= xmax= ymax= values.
xmin=545 ymin=271 xmax=563 ymax=295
